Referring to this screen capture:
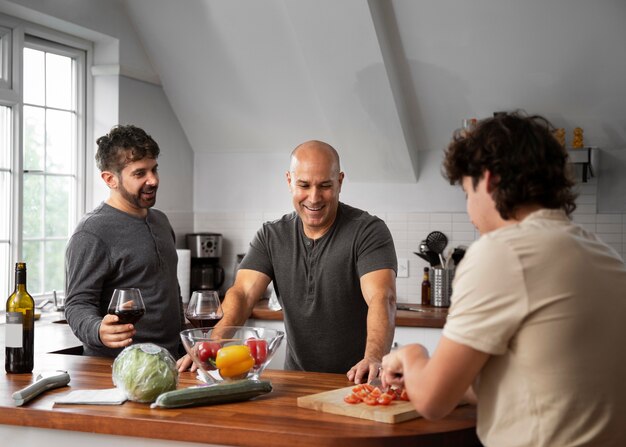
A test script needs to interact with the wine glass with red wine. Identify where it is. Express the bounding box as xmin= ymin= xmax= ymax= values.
xmin=108 ymin=288 xmax=146 ymax=324
xmin=185 ymin=290 xmax=223 ymax=328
